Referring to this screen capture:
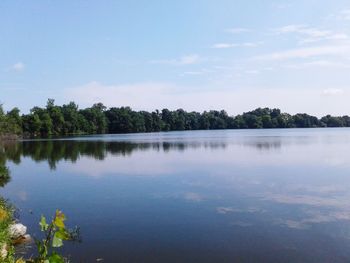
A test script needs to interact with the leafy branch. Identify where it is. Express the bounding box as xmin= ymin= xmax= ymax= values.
xmin=18 ymin=210 xmax=80 ymax=263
